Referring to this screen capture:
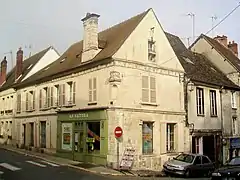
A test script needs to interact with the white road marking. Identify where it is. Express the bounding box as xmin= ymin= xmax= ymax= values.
xmin=40 ymin=160 xmax=59 ymax=167
xmin=0 ymin=163 xmax=21 ymax=171
xmin=26 ymin=161 xmax=46 ymax=167
xmin=0 ymin=171 xmax=3 ymax=174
